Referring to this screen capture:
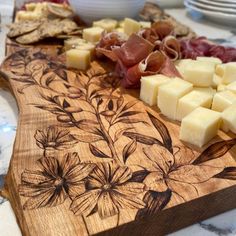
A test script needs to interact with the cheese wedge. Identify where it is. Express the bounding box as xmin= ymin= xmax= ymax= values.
xmin=221 ymin=103 xmax=236 ymax=133
xmin=158 ymin=78 xmax=193 ymax=120
xmin=66 ymin=49 xmax=91 ymax=70
xmin=93 ymin=19 xmax=117 ymax=32
xmin=83 ymin=27 xmax=104 ymax=43
xmin=180 ymin=107 xmax=221 ymax=148
xmin=140 ymin=75 xmax=171 ymax=106
xmin=183 ymin=60 xmax=215 ymax=87
xmin=176 ymin=90 xmax=213 ymax=121
xmin=124 ymin=18 xmax=141 ymax=36
xmin=222 ymin=62 xmax=236 ymax=84
xmin=212 ymin=90 xmax=236 ymax=112
xmin=227 ymin=81 xmax=236 ymax=94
